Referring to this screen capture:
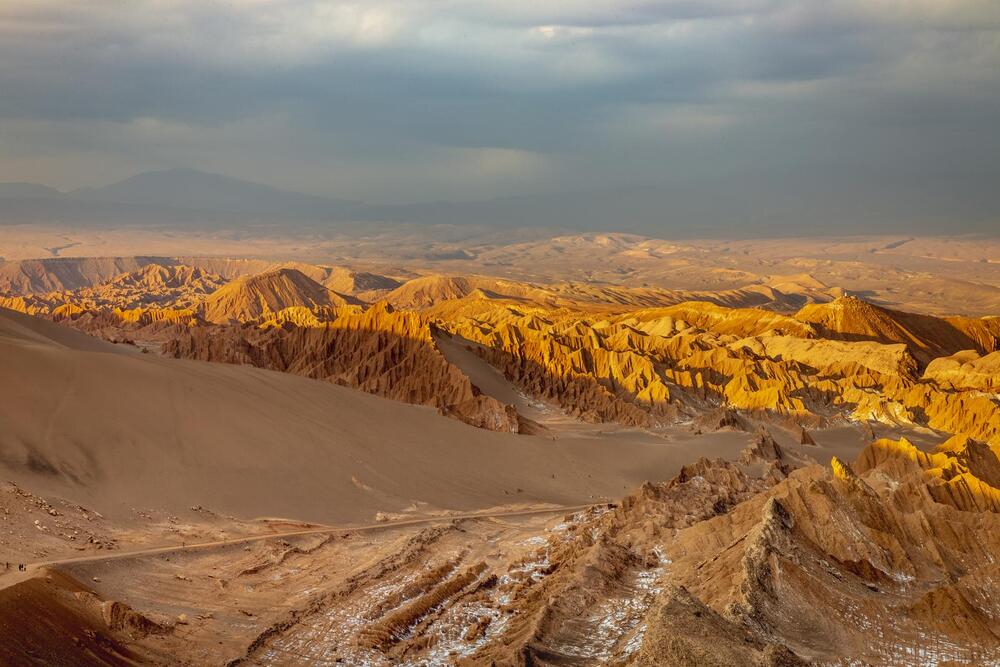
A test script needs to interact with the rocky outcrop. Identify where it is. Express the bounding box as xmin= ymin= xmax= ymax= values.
xmin=0 ymin=264 xmax=225 ymax=314
xmin=99 ymin=599 xmax=172 ymax=638
xmin=658 ymin=438 xmax=1000 ymax=665
xmin=622 ymin=301 xmax=816 ymax=339
xmin=163 ymin=303 xmax=519 ymax=432
xmin=740 ymin=430 xmax=791 ymax=478
xmin=637 ymin=585 xmax=806 ymax=667
xmin=103 ymin=264 xmax=224 ymax=293
xmin=796 ymin=296 xmax=1000 ymax=366
xmin=855 ymin=436 xmax=1000 ymax=512
xmin=199 ymin=268 xmax=351 ymax=324
xmin=693 ymin=406 xmax=748 ymax=432
xmin=384 ymin=275 xmax=478 ymax=310
xmin=923 ymin=349 xmax=1000 ymax=392
xmin=455 ymin=456 xmax=788 ymax=666
xmin=434 ymin=299 xmax=1000 ymax=444
xmin=7 ymin=266 xmax=999 ymax=443
xmin=318 ymin=267 xmax=401 ymax=299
